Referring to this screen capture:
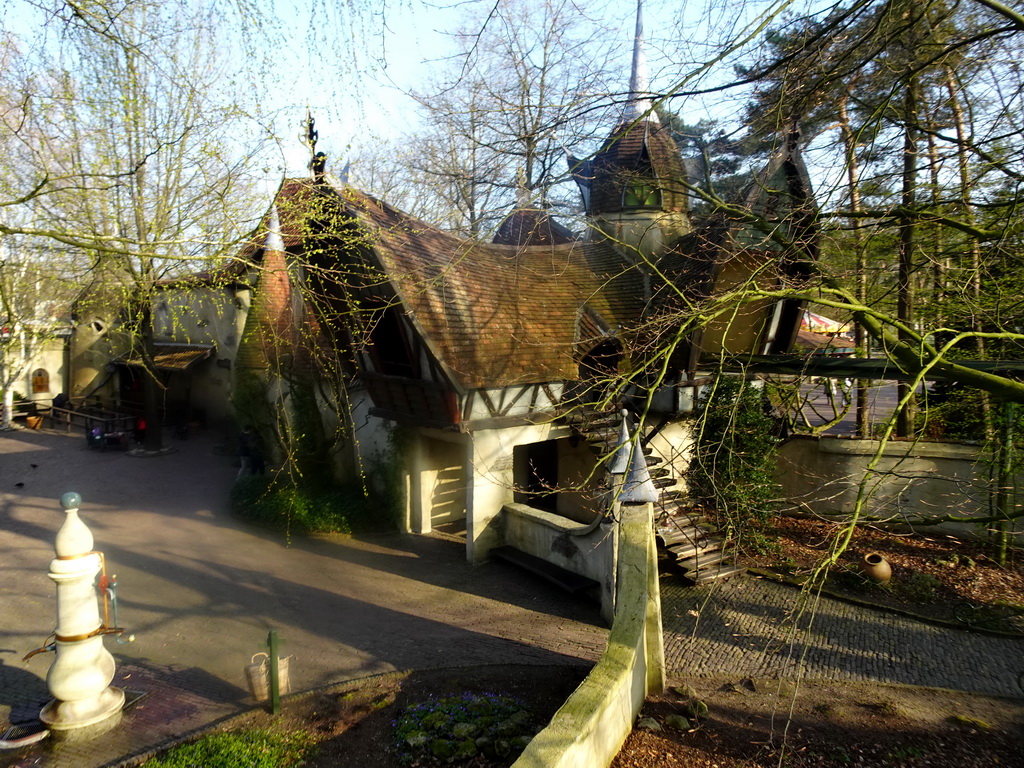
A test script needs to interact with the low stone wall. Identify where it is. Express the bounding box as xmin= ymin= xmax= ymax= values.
xmin=501 ymin=503 xmax=616 ymax=621
xmin=777 ymin=435 xmax=1021 ymax=536
xmin=512 ymin=503 xmax=664 ymax=768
